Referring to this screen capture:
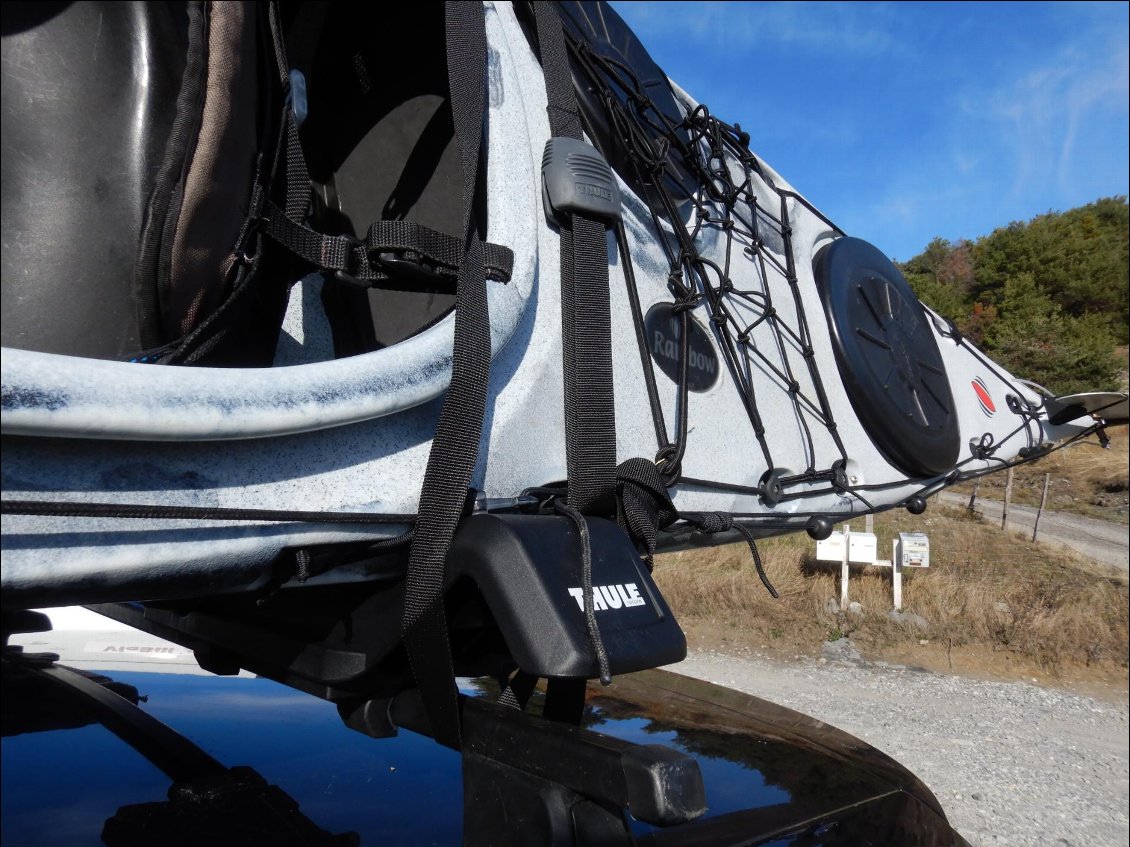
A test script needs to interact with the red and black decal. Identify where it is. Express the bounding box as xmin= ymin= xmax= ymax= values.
xmin=972 ymin=377 xmax=995 ymax=417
